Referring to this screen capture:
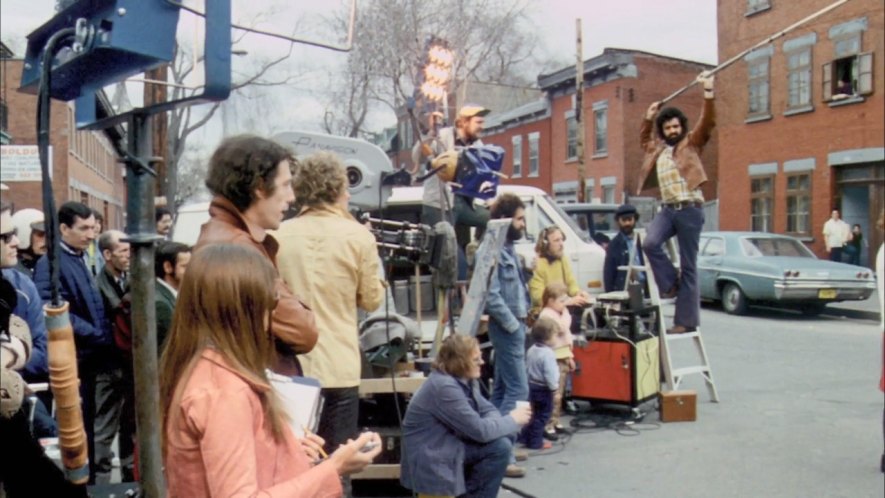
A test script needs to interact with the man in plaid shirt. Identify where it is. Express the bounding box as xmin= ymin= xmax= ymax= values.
xmin=636 ymin=71 xmax=715 ymax=334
